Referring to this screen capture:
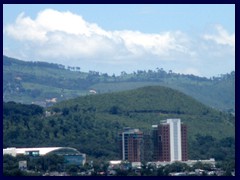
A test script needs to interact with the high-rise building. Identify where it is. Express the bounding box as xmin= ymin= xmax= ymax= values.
xmin=152 ymin=119 xmax=188 ymax=162
xmin=143 ymin=133 xmax=153 ymax=162
xmin=119 ymin=127 xmax=143 ymax=162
